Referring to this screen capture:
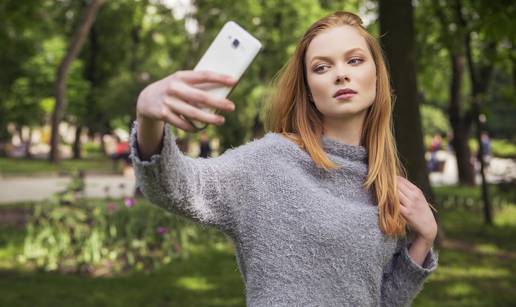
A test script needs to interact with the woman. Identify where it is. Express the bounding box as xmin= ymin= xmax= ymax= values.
xmin=132 ymin=11 xmax=438 ymax=307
